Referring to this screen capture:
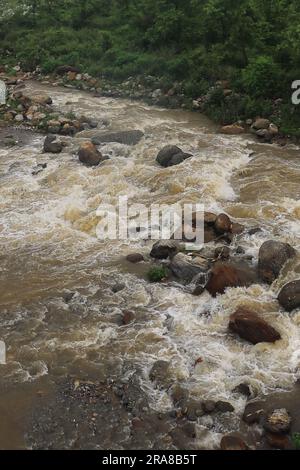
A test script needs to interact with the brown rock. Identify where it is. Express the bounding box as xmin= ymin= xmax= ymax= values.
xmin=220 ymin=435 xmax=248 ymax=450
xmin=243 ymin=401 xmax=265 ymax=424
xmin=78 ymin=141 xmax=103 ymax=166
xmin=122 ymin=310 xmax=135 ymax=325
xmin=126 ymin=253 xmax=144 ymax=264
xmin=215 ymin=213 xmax=232 ymax=234
xmin=252 ymin=118 xmax=270 ymax=130
xmin=229 ymin=308 xmax=281 ymax=345
xmin=221 ymin=124 xmax=245 ymax=135
xmin=258 ymin=241 xmax=296 ymax=284
xmin=266 ymin=432 xmax=291 ymax=449
xmin=205 ymin=261 xmax=257 ymax=297
xmin=231 ymin=222 xmax=245 ymax=235
xmin=278 ymin=280 xmax=300 ymax=312
xmin=202 ymin=400 xmax=216 ymax=414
